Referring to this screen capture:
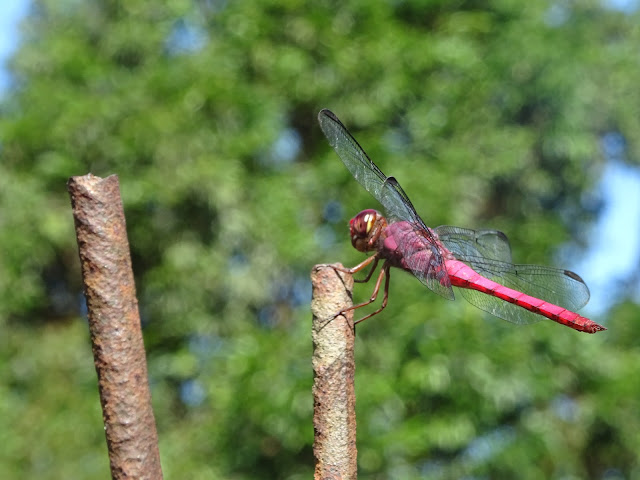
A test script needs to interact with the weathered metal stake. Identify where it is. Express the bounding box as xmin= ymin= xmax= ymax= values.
xmin=68 ymin=174 xmax=163 ymax=480
xmin=311 ymin=264 xmax=357 ymax=480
